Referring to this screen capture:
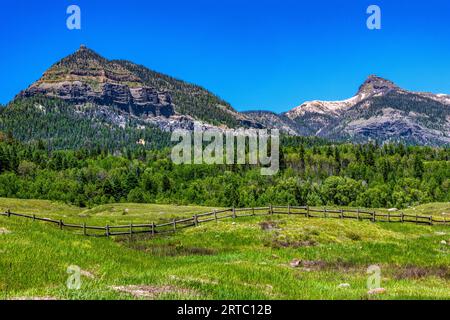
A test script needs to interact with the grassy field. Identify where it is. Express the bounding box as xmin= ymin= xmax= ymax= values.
xmin=0 ymin=198 xmax=449 ymax=300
